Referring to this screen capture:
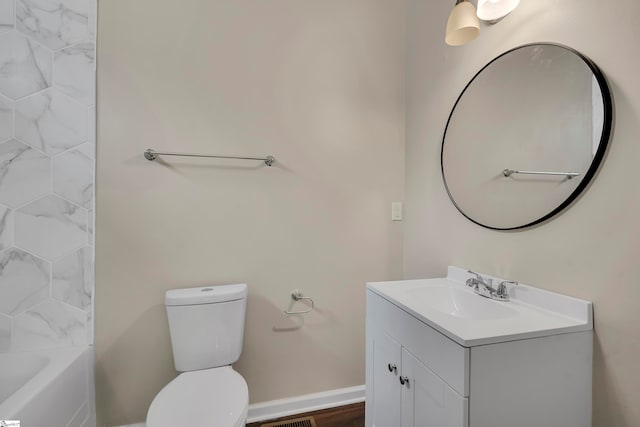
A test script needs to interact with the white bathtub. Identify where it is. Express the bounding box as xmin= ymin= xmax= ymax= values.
xmin=0 ymin=347 xmax=95 ymax=427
